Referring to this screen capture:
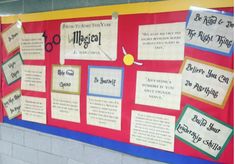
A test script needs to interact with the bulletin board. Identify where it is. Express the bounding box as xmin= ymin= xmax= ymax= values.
xmin=0 ymin=17 xmax=2 ymax=123
xmin=0 ymin=0 xmax=234 ymax=164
